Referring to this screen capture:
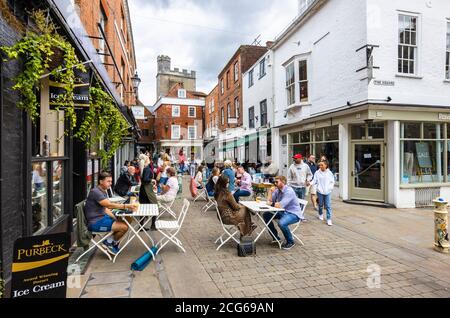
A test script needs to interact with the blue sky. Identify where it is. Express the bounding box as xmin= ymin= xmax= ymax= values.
xmin=129 ymin=0 xmax=298 ymax=105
